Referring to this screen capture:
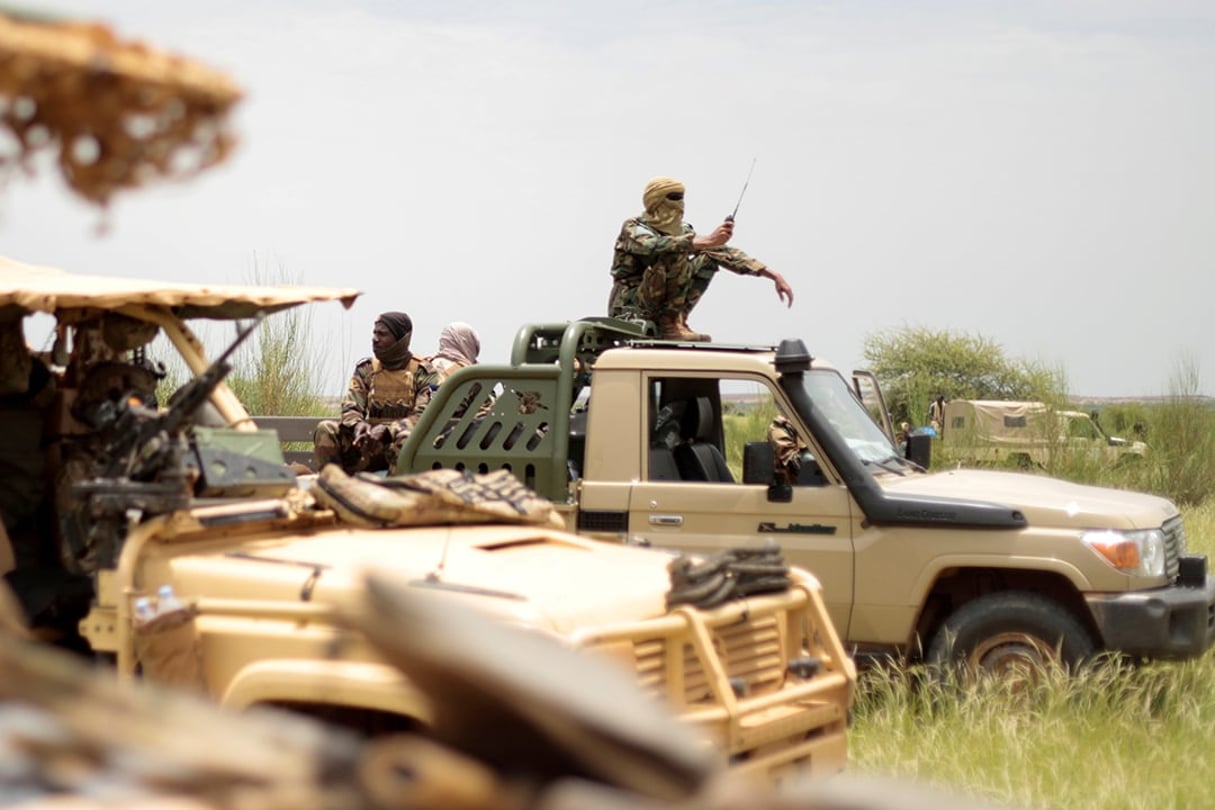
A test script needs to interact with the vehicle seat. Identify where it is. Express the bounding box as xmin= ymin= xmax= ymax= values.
xmin=648 ymin=400 xmax=684 ymax=481
xmin=674 ymin=397 xmax=734 ymax=483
